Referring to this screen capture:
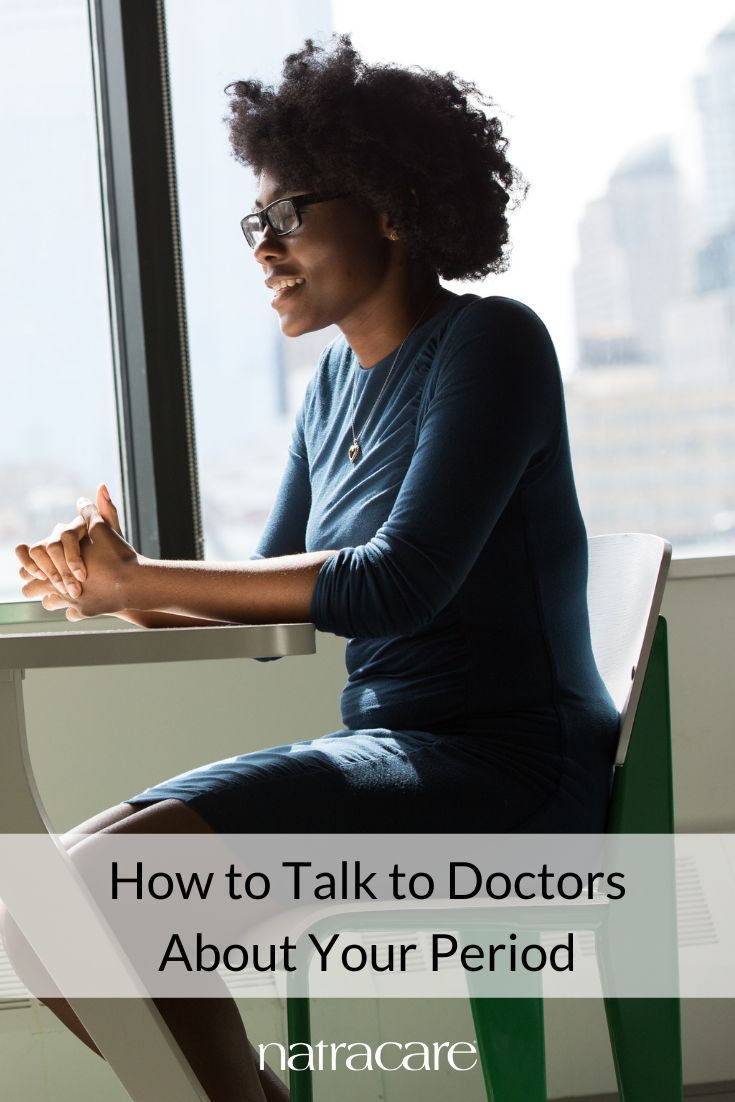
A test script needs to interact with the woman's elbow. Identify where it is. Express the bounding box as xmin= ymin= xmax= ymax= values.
xmin=312 ymin=544 xmax=451 ymax=638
